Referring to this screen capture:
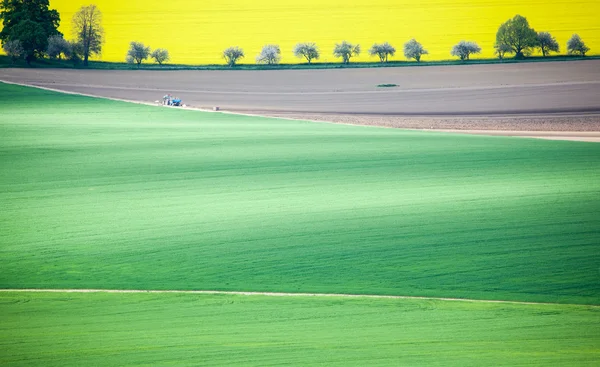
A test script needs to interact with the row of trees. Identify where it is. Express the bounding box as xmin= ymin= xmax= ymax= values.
xmin=221 ymin=30 xmax=588 ymax=66
xmin=125 ymin=42 xmax=169 ymax=67
xmin=221 ymin=14 xmax=589 ymax=66
xmin=221 ymin=39 xmax=428 ymax=67
xmin=0 ymin=2 xmax=592 ymax=67
xmin=494 ymin=15 xmax=589 ymax=59
xmin=123 ymin=40 xmax=421 ymax=68
xmin=0 ymin=1 xmax=103 ymax=66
